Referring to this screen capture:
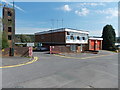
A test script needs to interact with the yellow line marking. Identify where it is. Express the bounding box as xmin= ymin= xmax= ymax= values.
xmin=0 ymin=57 xmax=38 ymax=69
xmin=54 ymin=54 xmax=114 ymax=60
